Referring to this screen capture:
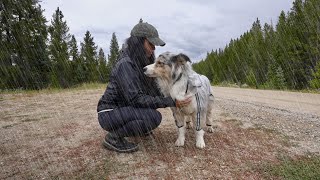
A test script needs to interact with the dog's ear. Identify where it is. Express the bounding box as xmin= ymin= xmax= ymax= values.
xmin=171 ymin=53 xmax=191 ymax=65
xmin=178 ymin=53 xmax=191 ymax=63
